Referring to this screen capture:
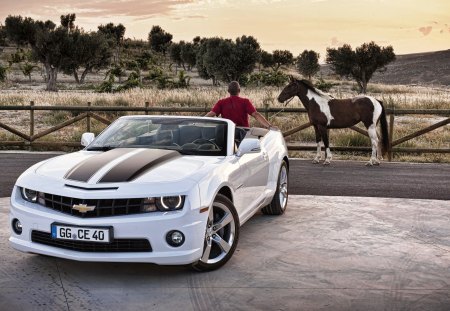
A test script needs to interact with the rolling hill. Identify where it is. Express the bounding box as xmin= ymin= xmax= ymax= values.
xmin=322 ymin=49 xmax=450 ymax=86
